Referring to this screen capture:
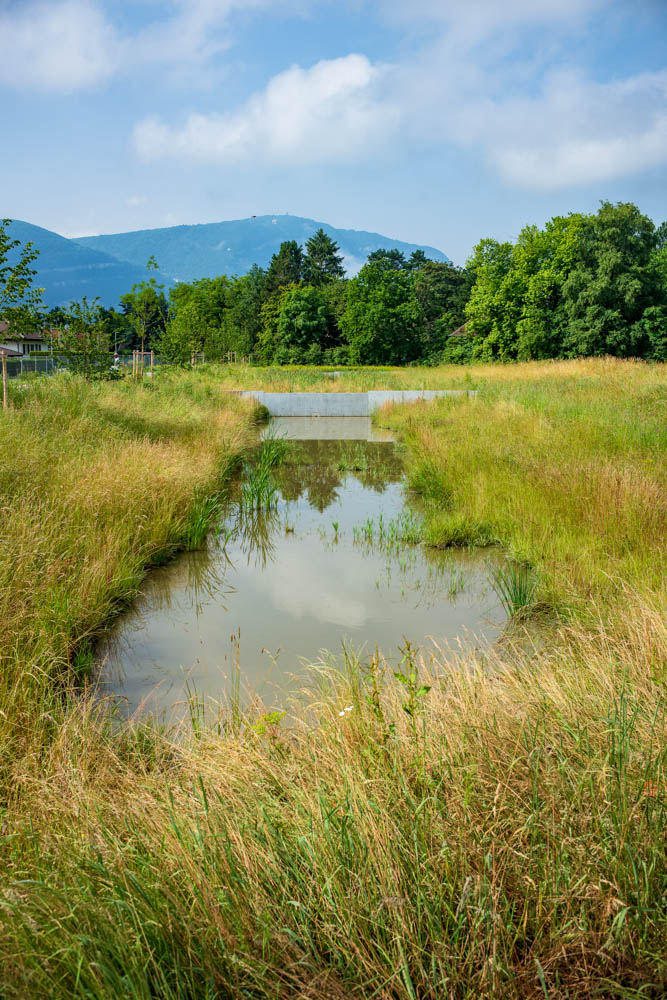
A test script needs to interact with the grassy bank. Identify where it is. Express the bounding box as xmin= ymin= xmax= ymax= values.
xmin=0 ymin=369 xmax=255 ymax=792
xmin=0 ymin=360 xmax=665 ymax=999
xmin=377 ymin=357 xmax=666 ymax=608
